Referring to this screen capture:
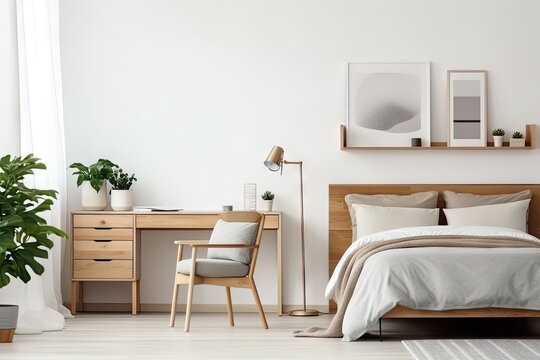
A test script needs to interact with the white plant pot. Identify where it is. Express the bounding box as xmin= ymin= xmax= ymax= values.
xmin=260 ymin=199 xmax=273 ymax=212
xmin=81 ymin=181 xmax=107 ymax=210
xmin=510 ymin=138 xmax=525 ymax=147
xmin=493 ymin=136 xmax=504 ymax=147
xmin=0 ymin=305 xmax=18 ymax=343
xmin=111 ymin=189 xmax=133 ymax=211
